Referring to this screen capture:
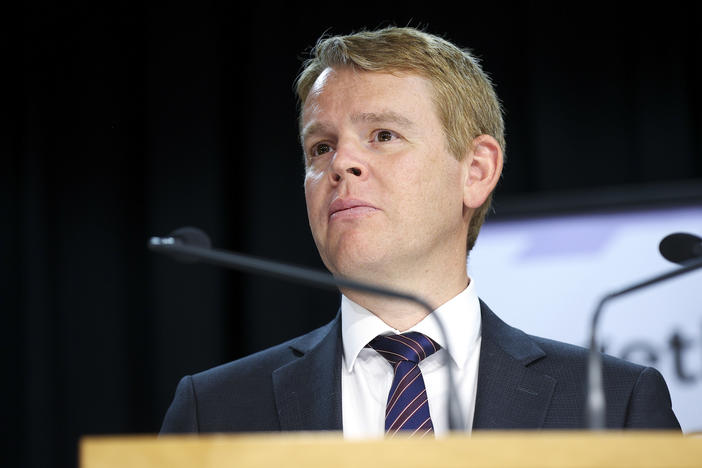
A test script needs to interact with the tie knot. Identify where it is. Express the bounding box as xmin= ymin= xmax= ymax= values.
xmin=368 ymin=332 xmax=440 ymax=365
